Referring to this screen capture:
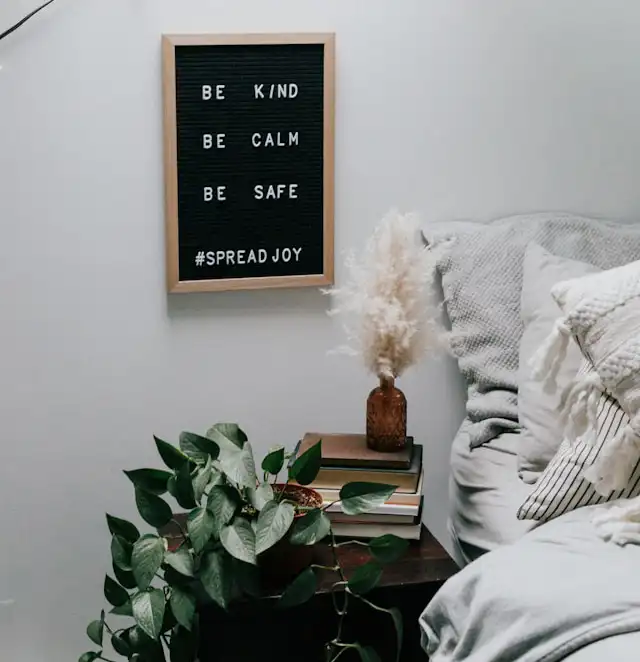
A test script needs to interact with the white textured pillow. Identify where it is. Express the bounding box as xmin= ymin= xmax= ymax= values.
xmin=517 ymin=364 xmax=640 ymax=522
xmin=517 ymin=244 xmax=600 ymax=484
xmin=531 ymin=259 xmax=640 ymax=494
